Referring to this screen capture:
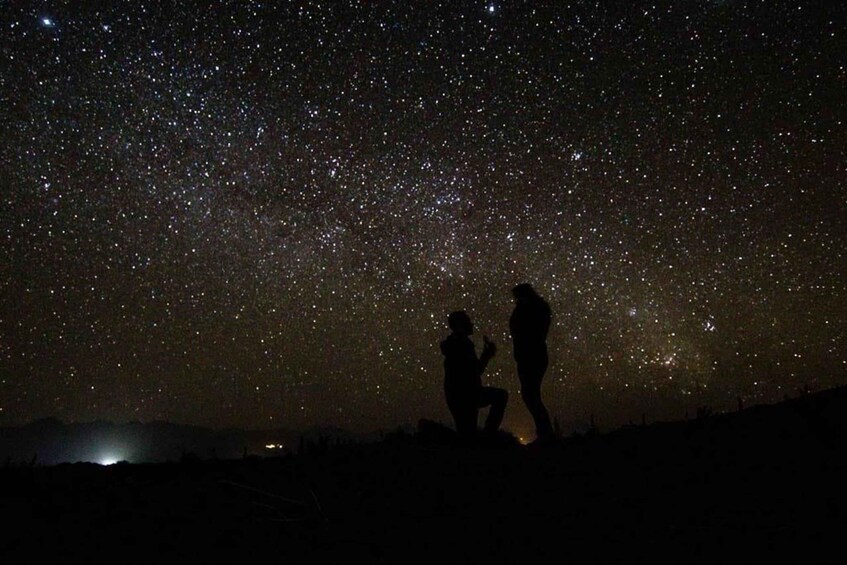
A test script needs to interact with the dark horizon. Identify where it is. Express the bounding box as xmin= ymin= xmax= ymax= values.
xmin=6 ymin=372 xmax=847 ymax=563
xmin=2 ymin=1 xmax=844 ymax=436
xmin=4 ymin=381 xmax=843 ymax=467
